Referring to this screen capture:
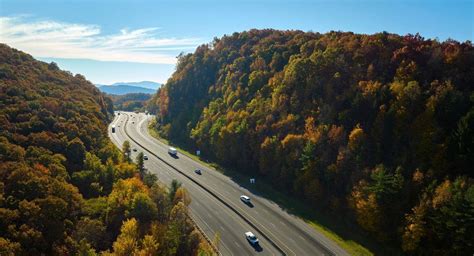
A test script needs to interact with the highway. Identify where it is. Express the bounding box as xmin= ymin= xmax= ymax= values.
xmin=109 ymin=112 xmax=349 ymax=256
